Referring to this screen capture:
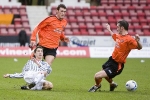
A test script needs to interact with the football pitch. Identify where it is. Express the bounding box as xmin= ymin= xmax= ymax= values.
xmin=0 ymin=57 xmax=149 ymax=100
